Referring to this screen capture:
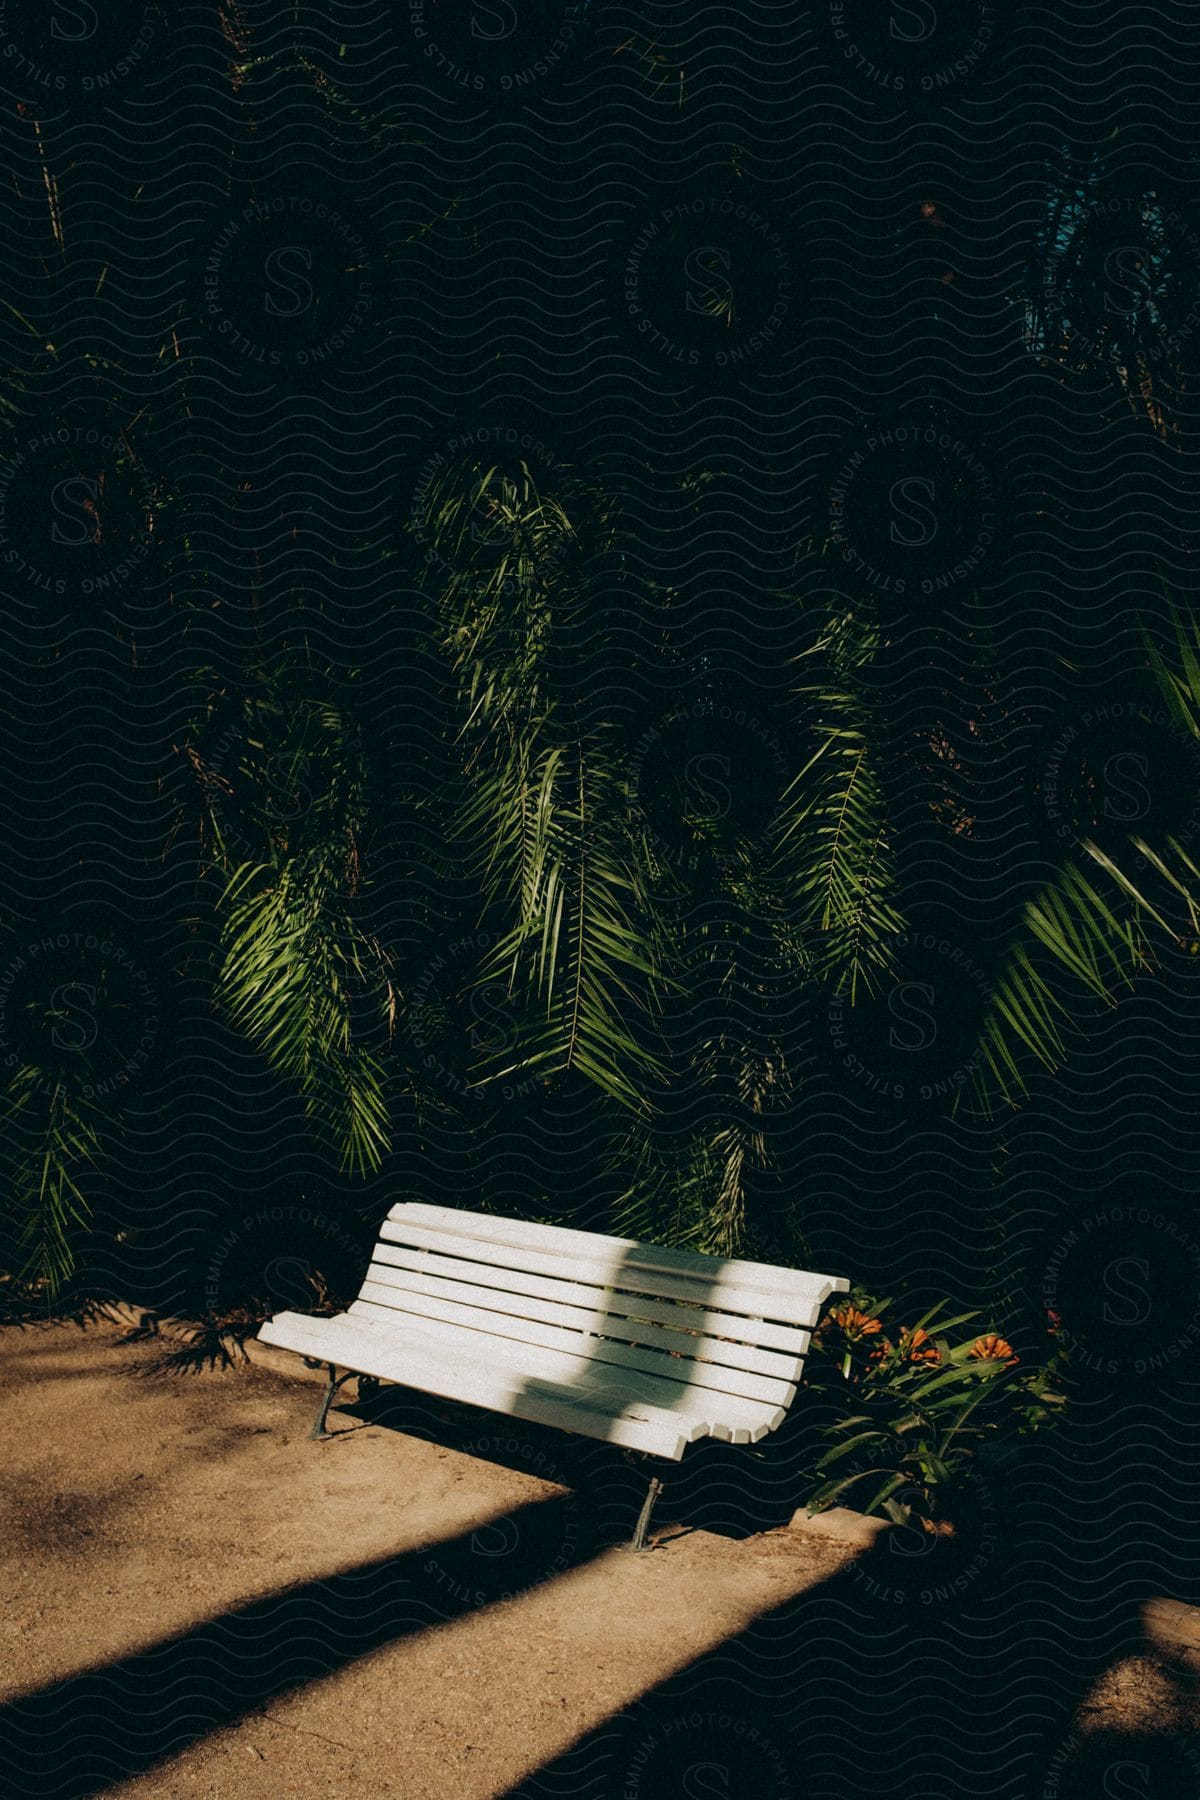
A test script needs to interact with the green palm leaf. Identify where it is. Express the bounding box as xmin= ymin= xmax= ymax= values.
xmin=1 ymin=1070 xmax=102 ymax=1294
xmin=774 ymin=612 xmax=904 ymax=1000
xmin=216 ymin=857 xmax=393 ymax=1176
xmin=973 ymin=611 xmax=1200 ymax=1109
xmin=417 ymin=458 xmax=664 ymax=1115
